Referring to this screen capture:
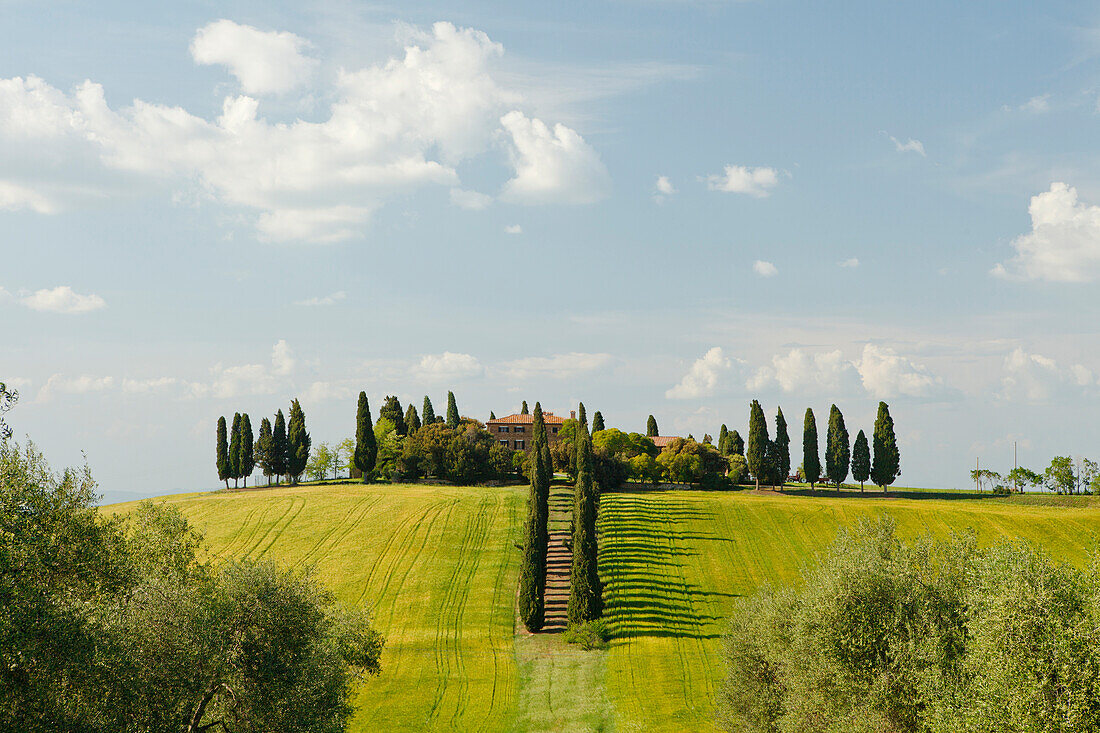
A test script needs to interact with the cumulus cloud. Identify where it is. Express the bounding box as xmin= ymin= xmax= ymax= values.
xmin=747 ymin=348 xmax=855 ymax=393
xmin=37 ymin=374 xmax=114 ymax=401
xmin=666 ymin=347 xmax=733 ymax=399
xmin=753 ymin=260 xmax=778 ymax=277
xmin=855 ymin=344 xmax=941 ymax=398
xmin=413 ymin=352 xmax=484 ymax=381
xmin=1000 ymin=347 xmax=1094 ymax=402
xmin=504 ymin=224 xmax=523 ymax=234
xmin=121 ymin=377 xmax=179 ymax=394
xmin=992 ymin=182 xmax=1100 ymax=282
xmin=294 ymin=291 xmax=346 ymax=307
xmin=499 ymin=352 xmax=612 ymax=380
xmin=450 ymin=188 xmax=492 ymax=210
xmin=17 ymin=285 xmax=105 ymax=313
xmin=203 ymin=339 xmax=296 ymax=398
xmin=190 ymin=20 xmax=317 ymax=95
xmin=499 ymin=110 xmax=610 ymax=204
xmin=890 ymin=136 xmax=926 ymax=156
xmin=706 ymin=165 xmax=780 ymax=197
xmin=1019 ymin=94 xmax=1050 ymax=113
xmin=653 ymin=175 xmax=675 ymax=202
xmin=0 ymin=22 xmax=607 ymax=242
